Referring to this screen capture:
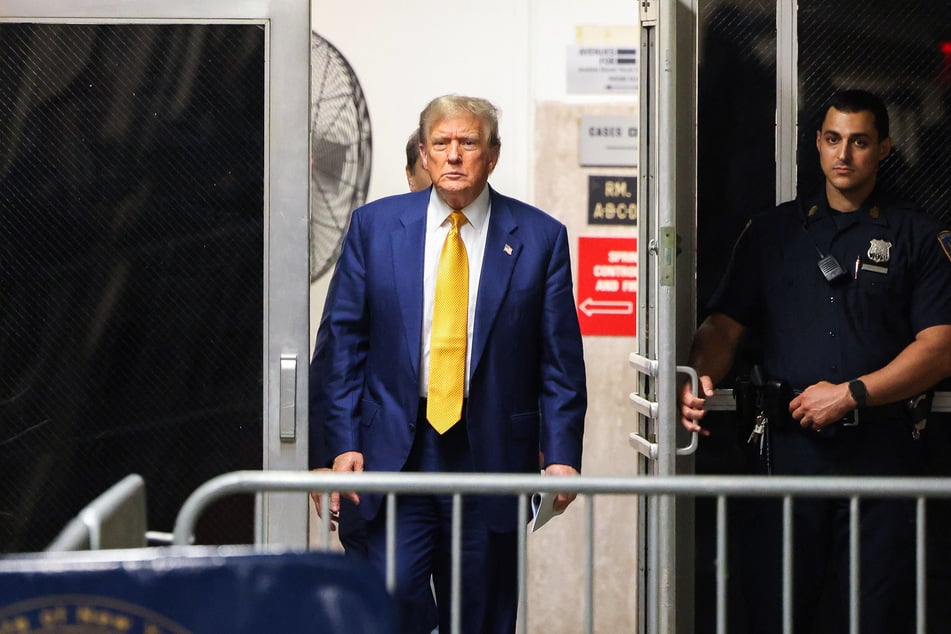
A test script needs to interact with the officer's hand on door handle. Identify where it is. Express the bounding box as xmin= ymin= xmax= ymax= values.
xmin=679 ymin=375 xmax=715 ymax=436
